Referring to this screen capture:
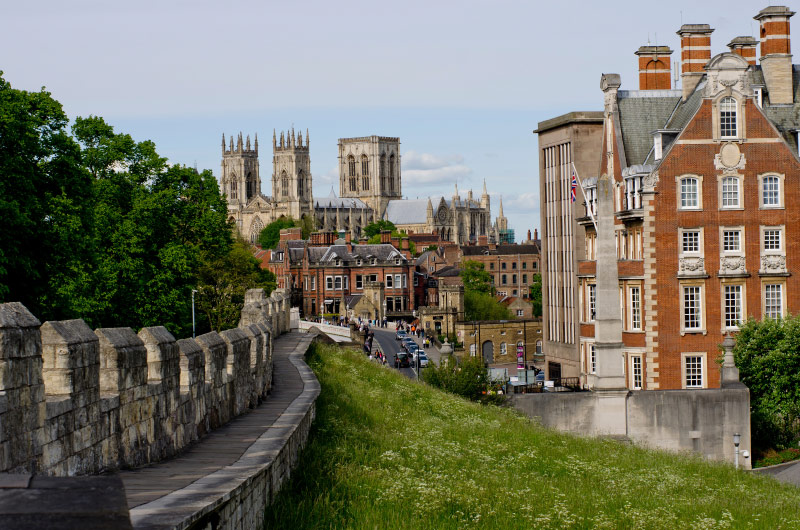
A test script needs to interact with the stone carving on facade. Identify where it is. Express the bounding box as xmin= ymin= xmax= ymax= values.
xmin=642 ymin=170 xmax=659 ymax=192
xmin=714 ymin=143 xmax=746 ymax=173
xmin=678 ymin=256 xmax=705 ymax=275
xmin=760 ymin=254 xmax=787 ymax=274
xmin=719 ymin=255 xmax=747 ymax=275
